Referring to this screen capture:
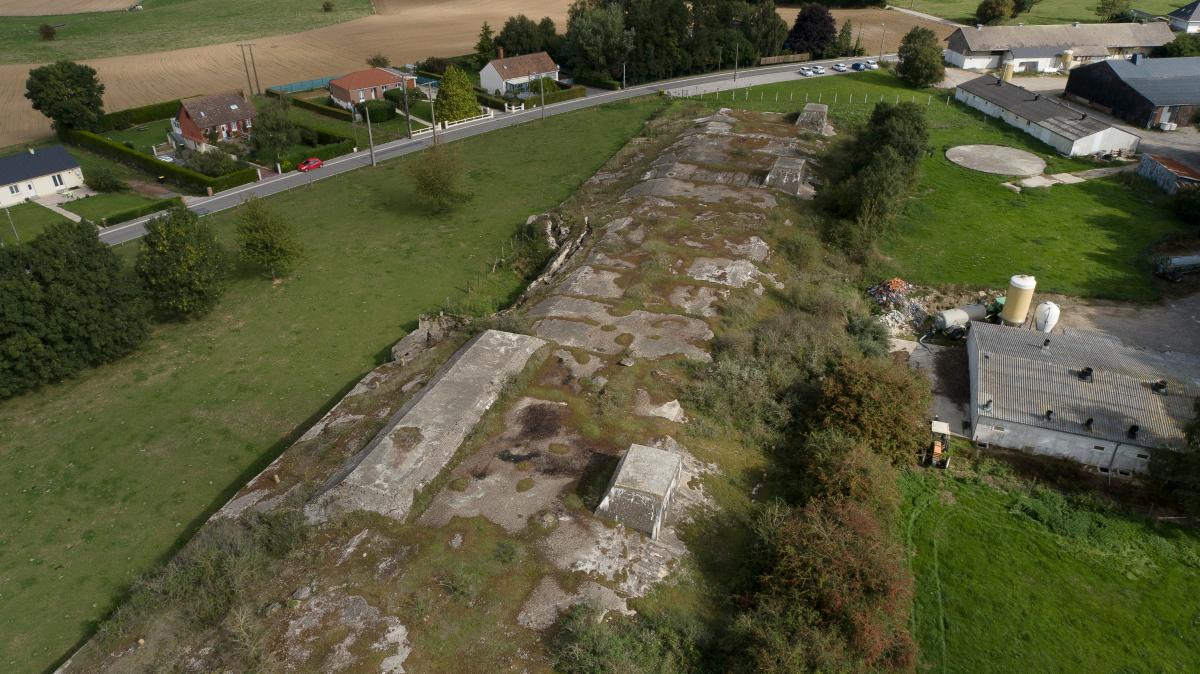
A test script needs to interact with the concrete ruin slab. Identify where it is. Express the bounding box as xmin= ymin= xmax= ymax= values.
xmin=946 ymin=144 xmax=1046 ymax=177
xmin=687 ymin=257 xmax=762 ymax=288
xmin=306 ymin=330 xmax=546 ymax=522
xmin=528 ymin=296 xmax=713 ymax=362
xmin=796 ymin=102 xmax=830 ymax=134
xmin=595 ymin=444 xmax=683 ymax=540
xmin=635 ymin=390 xmax=687 ymax=423
xmin=668 ymin=284 xmax=726 ymax=317
xmin=517 ymin=577 xmax=631 ymax=631
xmin=726 ymin=236 xmax=771 ymax=263
xmin=1050 ymin=172 xmax=1086 ymax=184
xmin=1019 ymin=174 xmax=1060 ymax=188
xmin=763 ymin=156 xmax=807 ymax=196
xmin=623 ymin=177 xmax=778 ymax=209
